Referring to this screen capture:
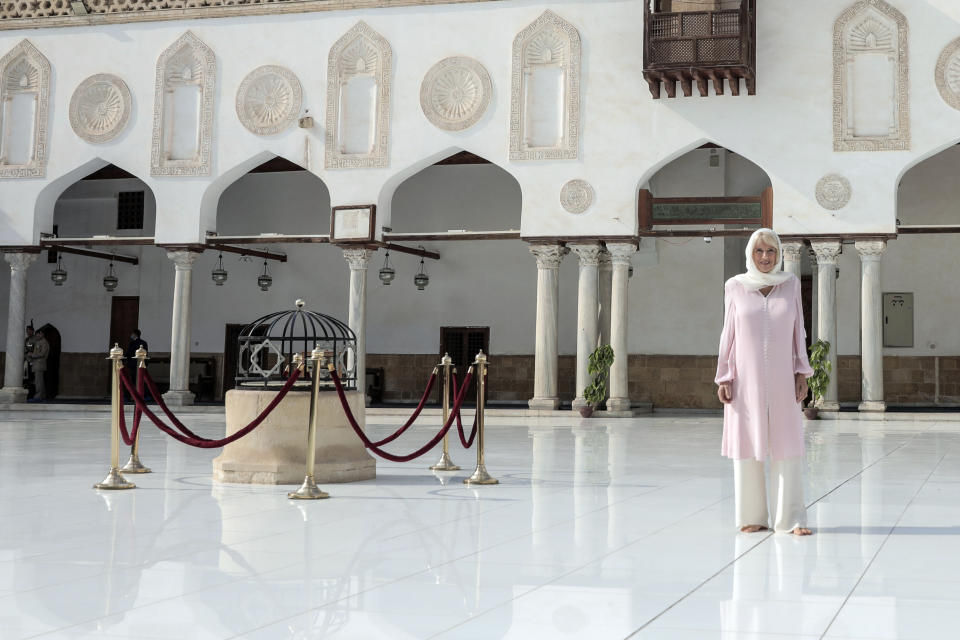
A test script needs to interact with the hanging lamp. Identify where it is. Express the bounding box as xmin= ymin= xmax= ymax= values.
xmin=51 ymin=256 xmax=67 ymax=286
xmin=102 ymin=260 xmax=119 ymax=292
xmin=257 ymin=259 xmax=273 ymax=291
xmin=211 ymin=253 xmax=228 ymax=286
xmin=378 ymin=250 xmax=396 ymax=285
xmin=413 ymin=249 xmax=429 ymax=291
